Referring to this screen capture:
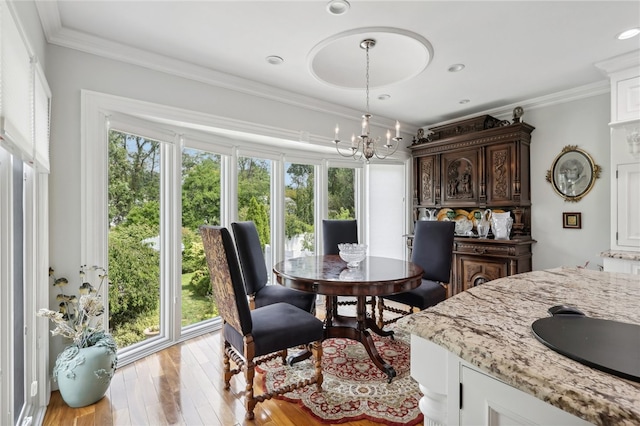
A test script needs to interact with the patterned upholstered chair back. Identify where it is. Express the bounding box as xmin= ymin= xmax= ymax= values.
xmin=200 ymin=225 xmax=252 ymax=336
